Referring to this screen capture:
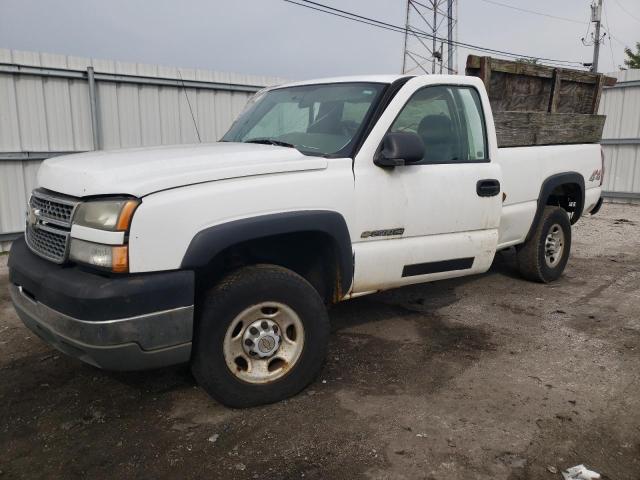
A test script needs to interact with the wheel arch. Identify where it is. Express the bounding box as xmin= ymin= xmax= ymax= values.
xmin=525 ymin=172 xmax=585 ymax=242
xmin=180 ymin=210 xmax=353 ymax=302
